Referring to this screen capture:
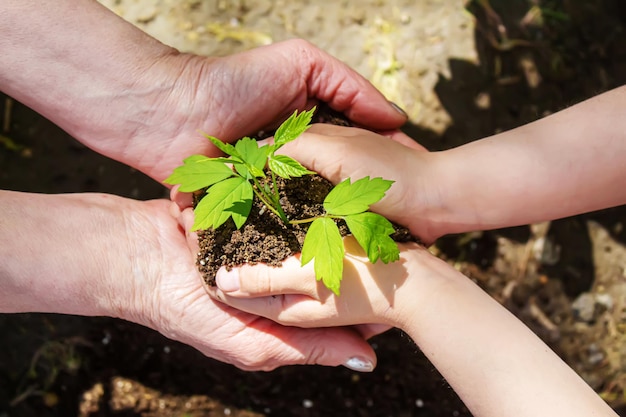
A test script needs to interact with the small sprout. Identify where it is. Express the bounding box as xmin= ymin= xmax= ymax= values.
xmin=165 ymin=107 xmax=400 ymax=295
